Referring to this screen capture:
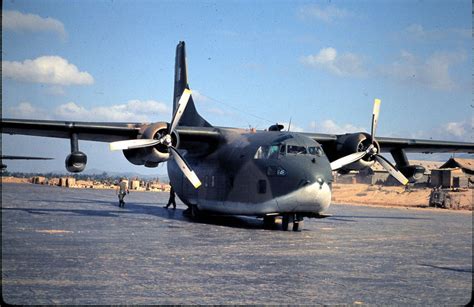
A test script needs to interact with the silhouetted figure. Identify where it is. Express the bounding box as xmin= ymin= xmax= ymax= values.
xmin=117 ymin=179 xmax=129 ymax=208
xmin=164 ymin=186 xmax=176 ymax=209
